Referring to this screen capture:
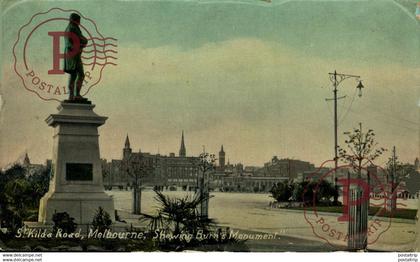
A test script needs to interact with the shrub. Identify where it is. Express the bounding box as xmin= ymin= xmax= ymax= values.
xmin=52 ymin=212 xmax=77 ymax=235
xmin=92 ymin=207 xmax=112 ymax=233
xmin=270 ymin=181 xmax=293 ymax=202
